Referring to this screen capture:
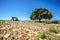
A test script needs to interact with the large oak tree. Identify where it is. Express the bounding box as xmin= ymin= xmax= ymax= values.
xmin=30 ymin=8 xmax=52 ymax=21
